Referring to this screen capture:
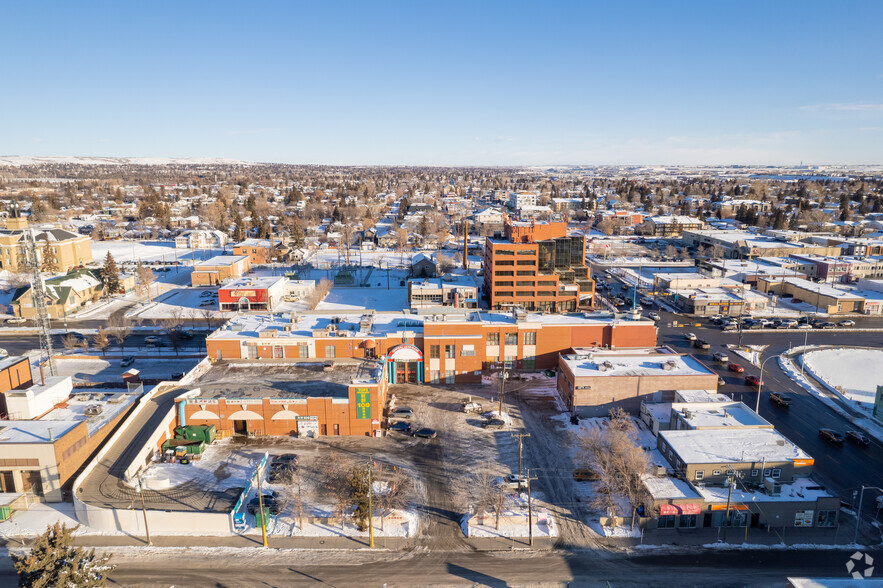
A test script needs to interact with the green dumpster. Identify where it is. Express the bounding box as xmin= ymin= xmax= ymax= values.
xmin=254 ymin=508 xmax=273 ymax=528
xmin=0 ymin=506 xmax=10 ymax=521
